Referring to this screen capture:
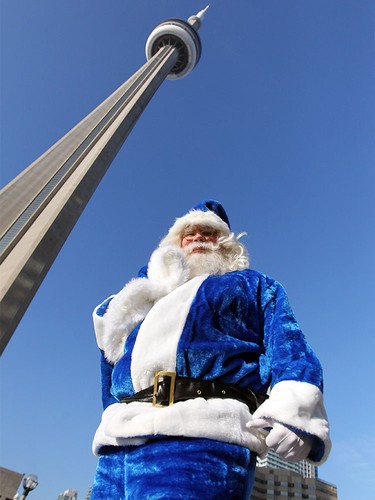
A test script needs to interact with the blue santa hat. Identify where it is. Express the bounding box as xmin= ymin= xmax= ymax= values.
xmin=159 ymin=199 xmax=231 ymax=247
xmin=191 ymin=200 xmax=231 ymax=229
